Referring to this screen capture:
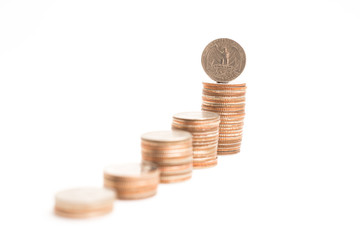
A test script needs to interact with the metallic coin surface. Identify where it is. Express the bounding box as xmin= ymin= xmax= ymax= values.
xmin=203 ymin=82 xmax=246 ymax=89
xmin=173 ymin=111 xmax=220 ymax=121
xmin=104 ymin=162 xmax=158 ymax=179
xmin=160 ymin=172 xmax=192 ymax=184
xmin=55 ymin=187 xmax=115 ymax=207
xmin=104 ymin=163 xmax=160 ymax=200
xmin=201 ymin=38 xmax=246 ymax=83
xmin=113 ymin=190 xmax=157 ymax=200
xmin=54 ymin=187 xmax=115 ymax=218
xmin=193 ymin=159 xmax=218 ymax=169
xmin=172 ymin=111 xmax=220 ymax=169
xmin=141 ymin=130 xmax=193 ymax=182
xmin=201 ymin=82 xmax=247 ymax=154
xmin=141 ymin=130 xmax=192 ymax=142
xmin=54 ymin=205 xmax=114 ymax=219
